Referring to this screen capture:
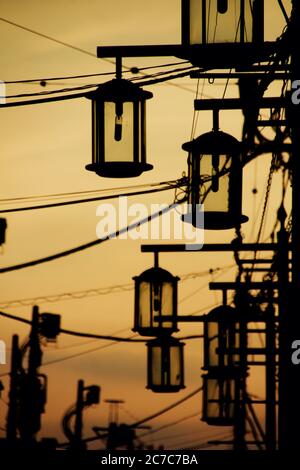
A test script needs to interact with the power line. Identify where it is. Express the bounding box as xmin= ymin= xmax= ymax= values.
xmin=0 ymin=310 xmax=203 ymax=343
xmin=0 ymin=68 xmax=202 ymax=109
xmin=0 ymin=16 xmax=113 ymax=64
xmin=42 ymin=335 xmax=138 ymax=367
xmin=0 ymin=267 xmax=224 ymax=308
xmin=4 ymin=60 xmax=190 ymax=85
xmin=0 ymin=183 xmax=179 ymax=214
xmin=0 ymin=179 xmax=177 ymax=204
xmin=0 ymin=201 xmax=178 ymax=273
xmin=138 ymin=411 xmax=200 ymax=439
xmin=3 ymin=82 xmax=100 ymax=99
xmin=128 ymin=387 xmax=203 ymax=429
